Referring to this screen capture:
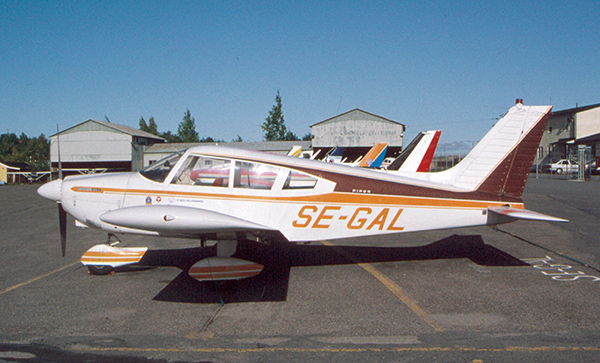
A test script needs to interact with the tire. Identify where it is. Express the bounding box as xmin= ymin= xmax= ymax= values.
xmin=556 ymin=168 xmax=563 ymax=175
xmin=87 ymin=265 xmax=114 ymax=275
